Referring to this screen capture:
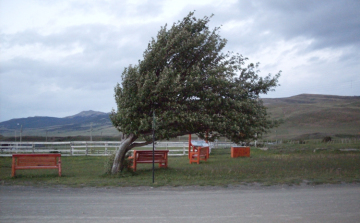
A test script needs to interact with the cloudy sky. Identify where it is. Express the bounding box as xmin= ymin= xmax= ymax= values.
xmin=1 ymin=0 xmax=359 ymax=122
